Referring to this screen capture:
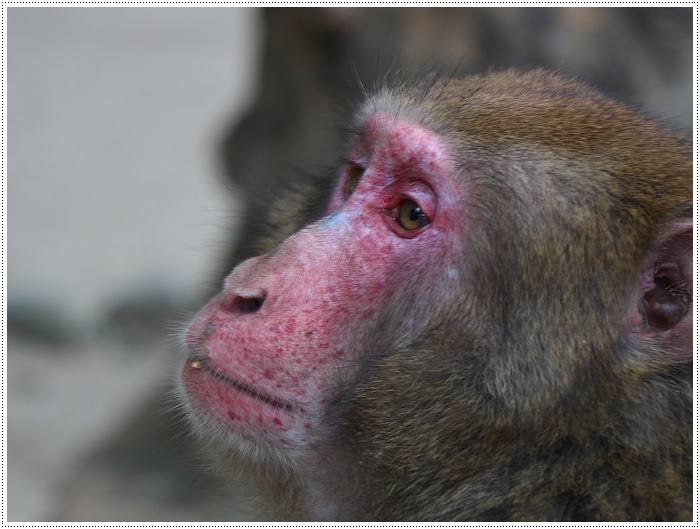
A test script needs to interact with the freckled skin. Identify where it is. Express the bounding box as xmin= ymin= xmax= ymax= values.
xmin=183 ymin=114 xmax=468 ymax=446
xmin=180 ymin=70 xmax=691 ymax=521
